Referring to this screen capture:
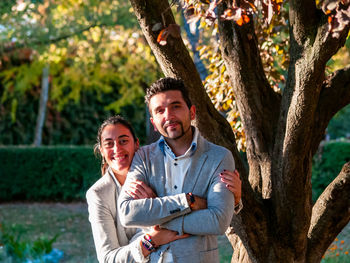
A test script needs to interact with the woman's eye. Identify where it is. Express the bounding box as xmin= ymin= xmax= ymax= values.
xmin=156 ymin=109 xmax=164 ymax=114
xmin=104 ymin=142 xmax=113 ymax=147
xmin=120 ymin=140 xmax=128 ymax=145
